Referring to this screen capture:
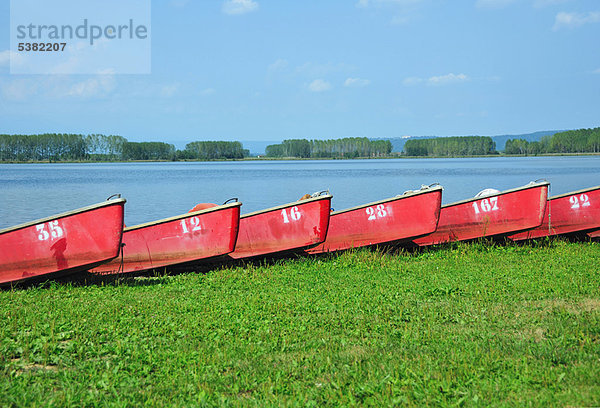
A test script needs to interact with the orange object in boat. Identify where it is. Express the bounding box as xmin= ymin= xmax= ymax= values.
xmin=188 ymin=203 xmax=218 ymax=213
